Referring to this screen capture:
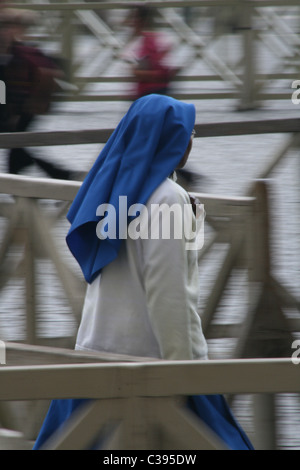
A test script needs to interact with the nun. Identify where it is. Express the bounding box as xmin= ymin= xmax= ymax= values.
xmin=33 ymin=94 xmax=253 ymax=450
